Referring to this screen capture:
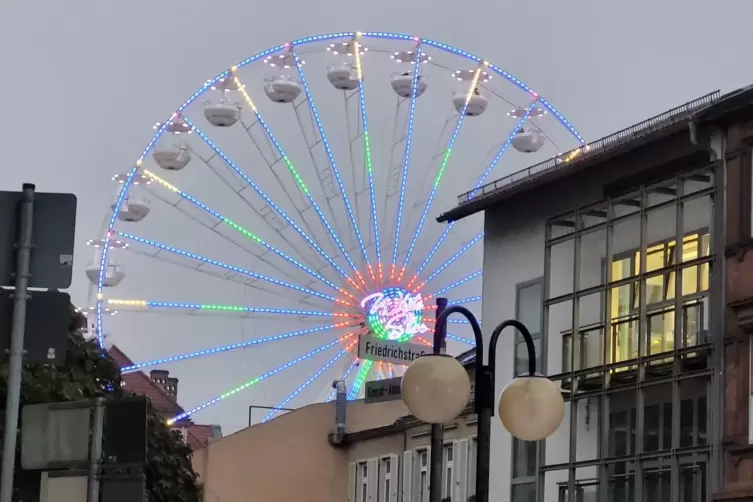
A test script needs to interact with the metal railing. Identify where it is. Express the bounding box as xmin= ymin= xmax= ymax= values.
xmin=457 ymin=91 xmax=721 ymax=205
